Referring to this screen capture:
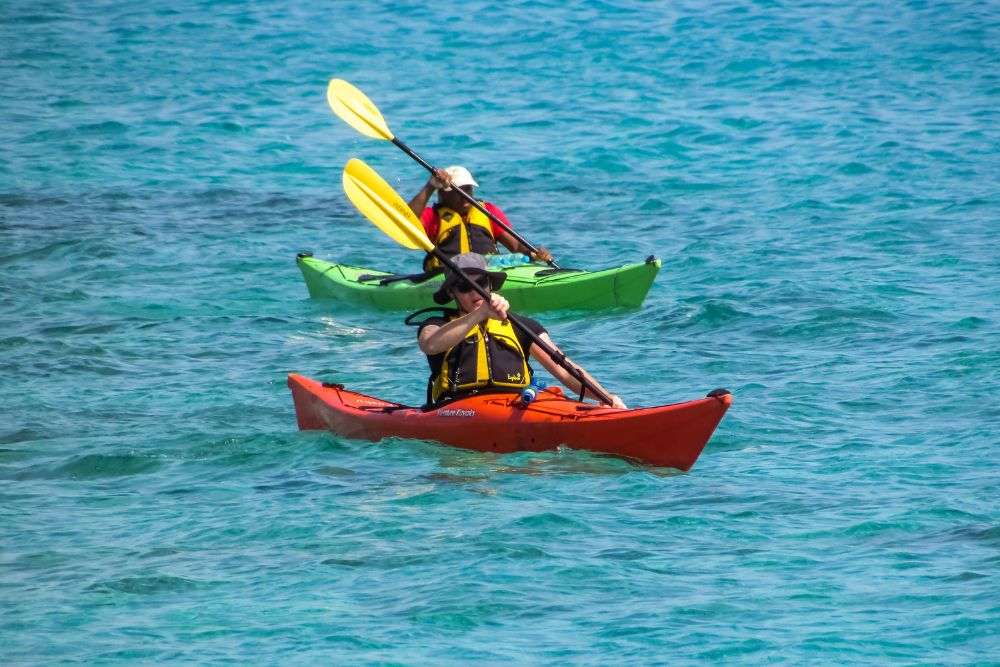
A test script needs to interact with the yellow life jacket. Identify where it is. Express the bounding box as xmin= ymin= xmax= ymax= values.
xmin=423 ymin=203 xmax=499 ymax=271
xmin=431 ymin=315 xmax=531 ymax=403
